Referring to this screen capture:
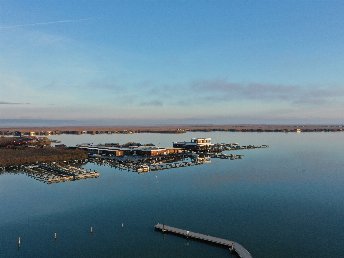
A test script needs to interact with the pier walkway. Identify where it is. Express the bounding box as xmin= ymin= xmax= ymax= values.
xmin=154 ymin=224 xmax=252 ymax=258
